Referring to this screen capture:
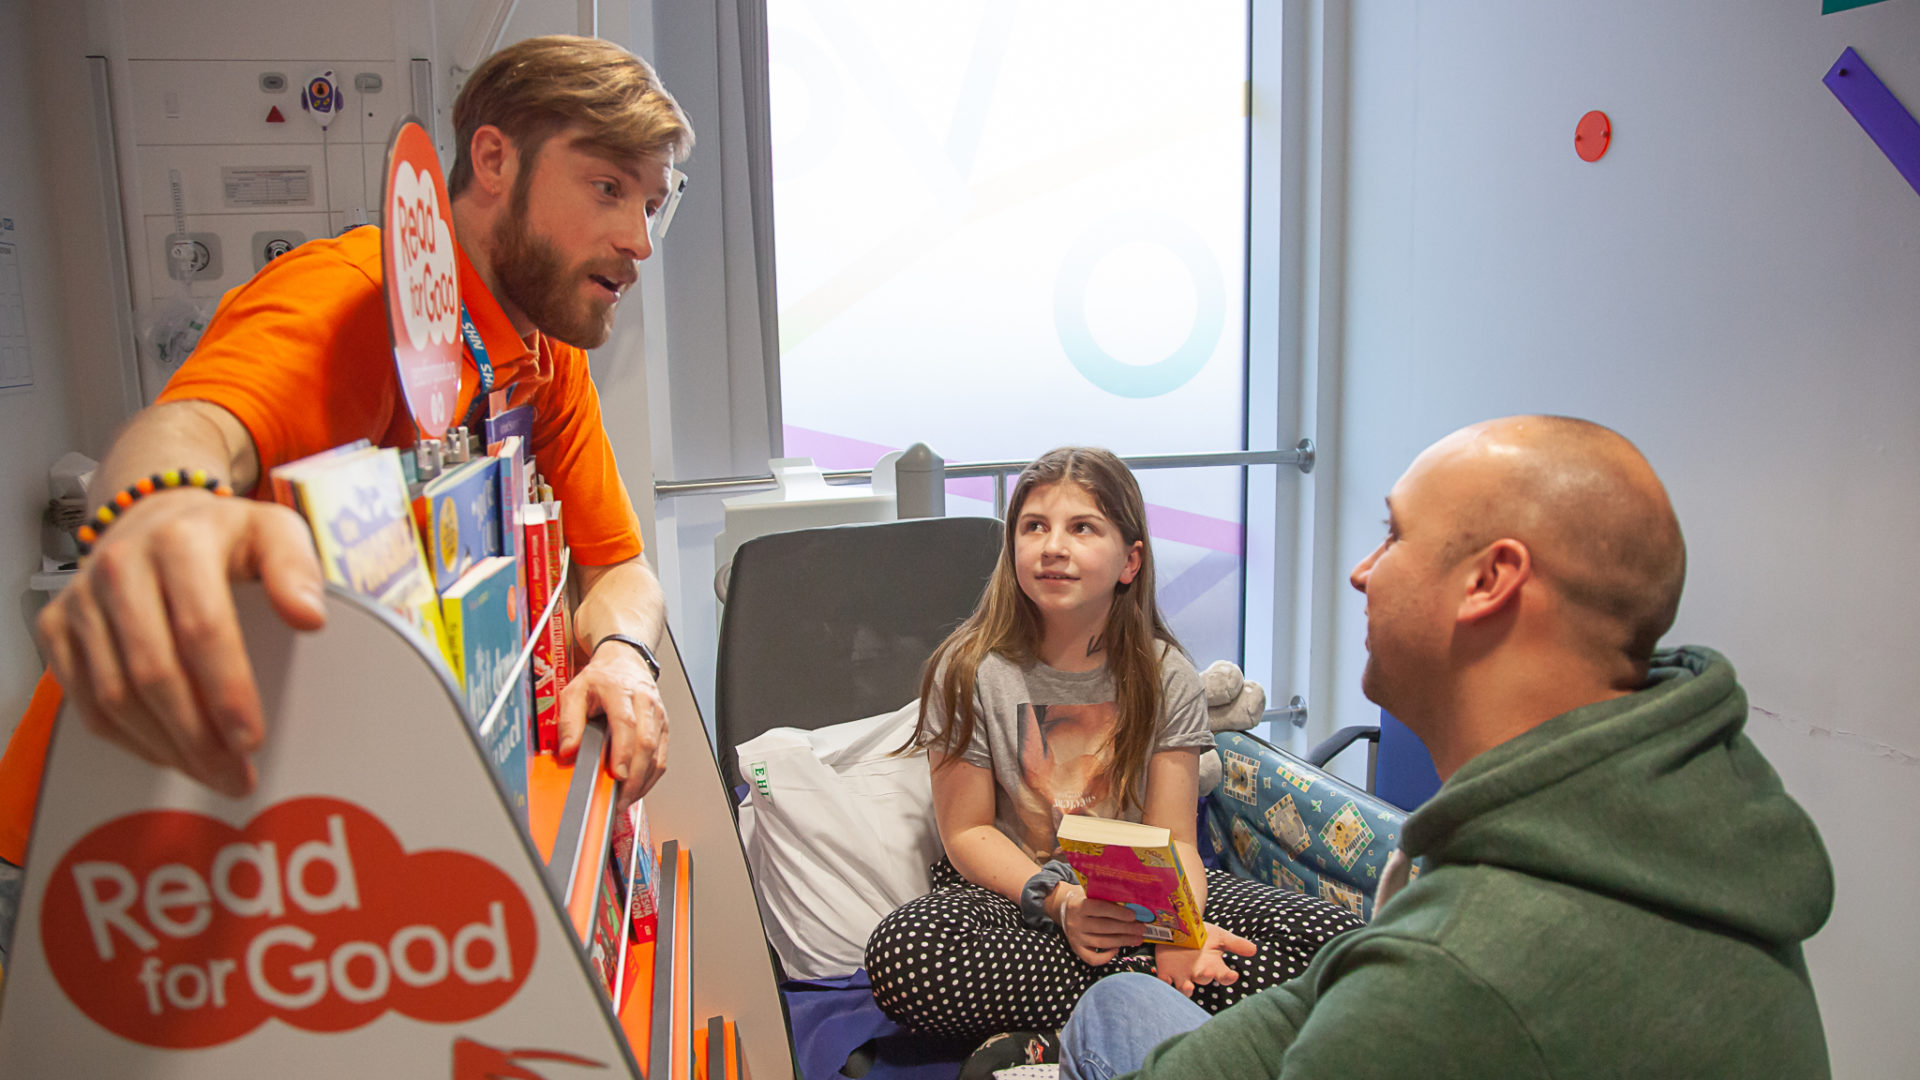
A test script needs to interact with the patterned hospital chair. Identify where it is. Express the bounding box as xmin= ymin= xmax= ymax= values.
xmin=1207 ymin=729 xmax=1416 ymax=923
